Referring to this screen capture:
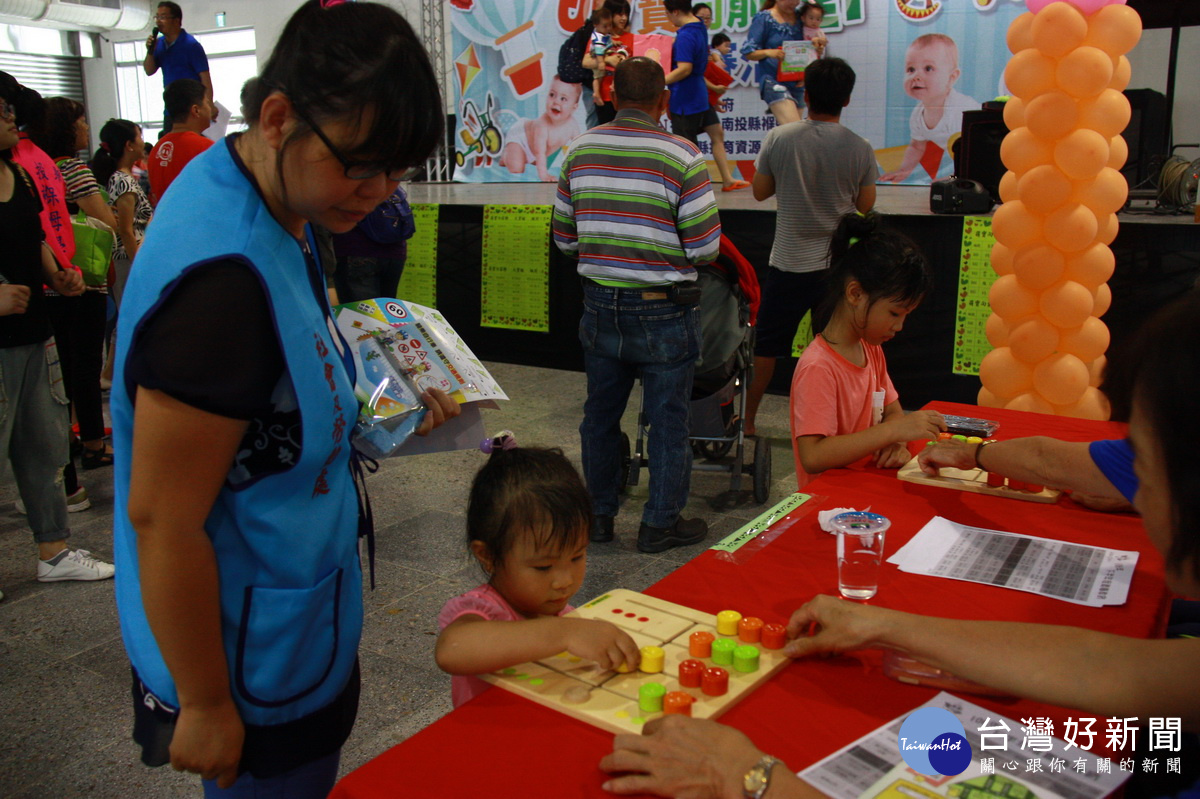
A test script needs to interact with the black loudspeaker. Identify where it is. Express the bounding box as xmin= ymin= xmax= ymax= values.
xmin=1121 ymin=88 xmax=1168 ymax=188
xmin=954 ymin=108 xmax=1008 ymax=203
